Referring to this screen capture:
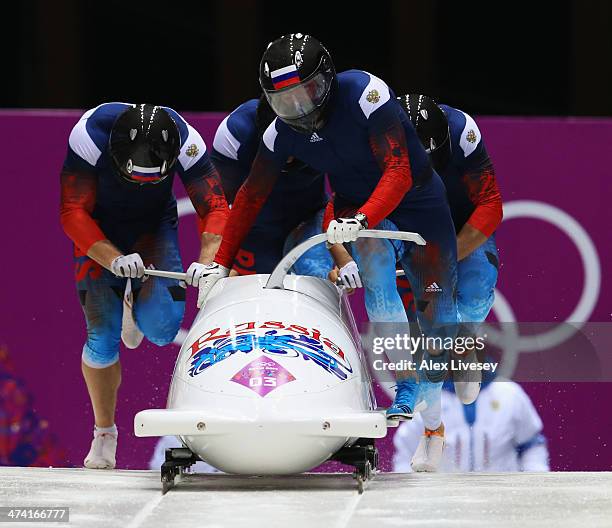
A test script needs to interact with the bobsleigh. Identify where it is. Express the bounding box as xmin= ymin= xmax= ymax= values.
xmin=134 ymin=230 xmax=425 ymax=493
